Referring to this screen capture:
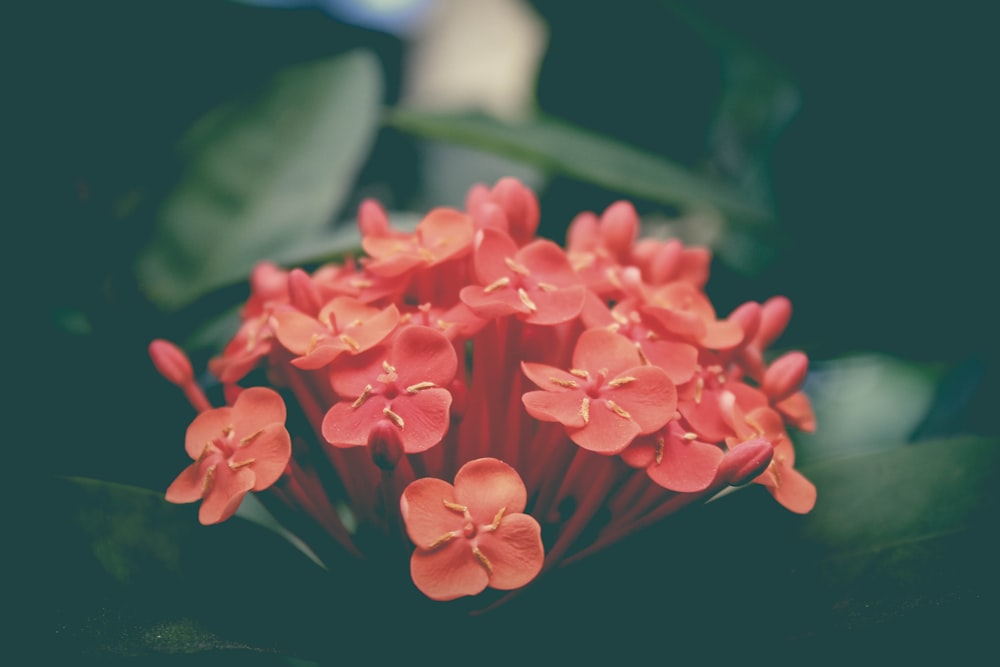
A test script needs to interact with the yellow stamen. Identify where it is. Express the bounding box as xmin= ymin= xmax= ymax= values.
xmin=537 ymin=282 xmax=558 ymax=292
xmin=488 ymin=506 xmax=506 ymax=531
xmin=240 ymin=429 xmax=263 ymax=446
xmin=407 ymin=381 xmax=437 ymax=393
xmin=570 ymin=368 xmax=590 ymax=379
xmin=655 ymin=436 xmax=665 ymax=464
xmin=306 ymin=333 xmax=321 ymax=355
xmin=352 ymin=384 xmax=373 ymax=409
xmin=504 ymin=257 xmax=530 ymax=275
xmin=682 ymin=432 xmax=698 ymax=441
xmin=428 ymin=531 xmax=458 ymax=550
xmin=201 ymin=464 xmax=216 ymax=495
xmin=608 ymin=376 xmax=637 ymax=387
xmin=518 ymin=288 xmax=537 ymax=311
xmin=580 ymin=397 xmax=591 ymax=424
xmin=383 ymin=407 xmax=405 ymax=429
xmin=636 ymin=343 xmax=651 ymax=366
xmin=549 ymin=377 xmax=578 ymax=388
xmin=484 ymin=276 xmax=511 ymax=293
xmin=339 ymin=333 xmax=361 ymax=352
xmin=229 ymin=458 xmax=256 ymax=470
xmin=472 ymin=546 xmax=494 ymax=575
xmin=694 ymin=376 xmax=705 ymax=404
xmin=382 ymin=360 xmax=396 ymax=374
xmin=606 ymin=400 xmax=632 ymax=420
xmin=443 ymin=499 xmax=468 ymax=513
xmin=349 ymin=277 xmax=373 ymax=289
